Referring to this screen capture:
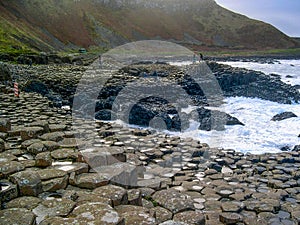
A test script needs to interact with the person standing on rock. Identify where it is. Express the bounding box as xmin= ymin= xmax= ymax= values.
xmin=193 ymin=54 xmax=196 ymax=64
xmin=99 ymin=55 xmax=102 ymax=68
xmin=199 ymin=53 xmax=204 ymax=62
